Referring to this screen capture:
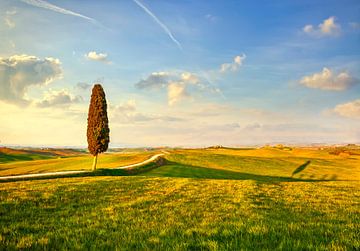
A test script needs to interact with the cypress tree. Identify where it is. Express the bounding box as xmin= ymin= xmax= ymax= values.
xmin=87 ymin=84 xmax=110 ymax=171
